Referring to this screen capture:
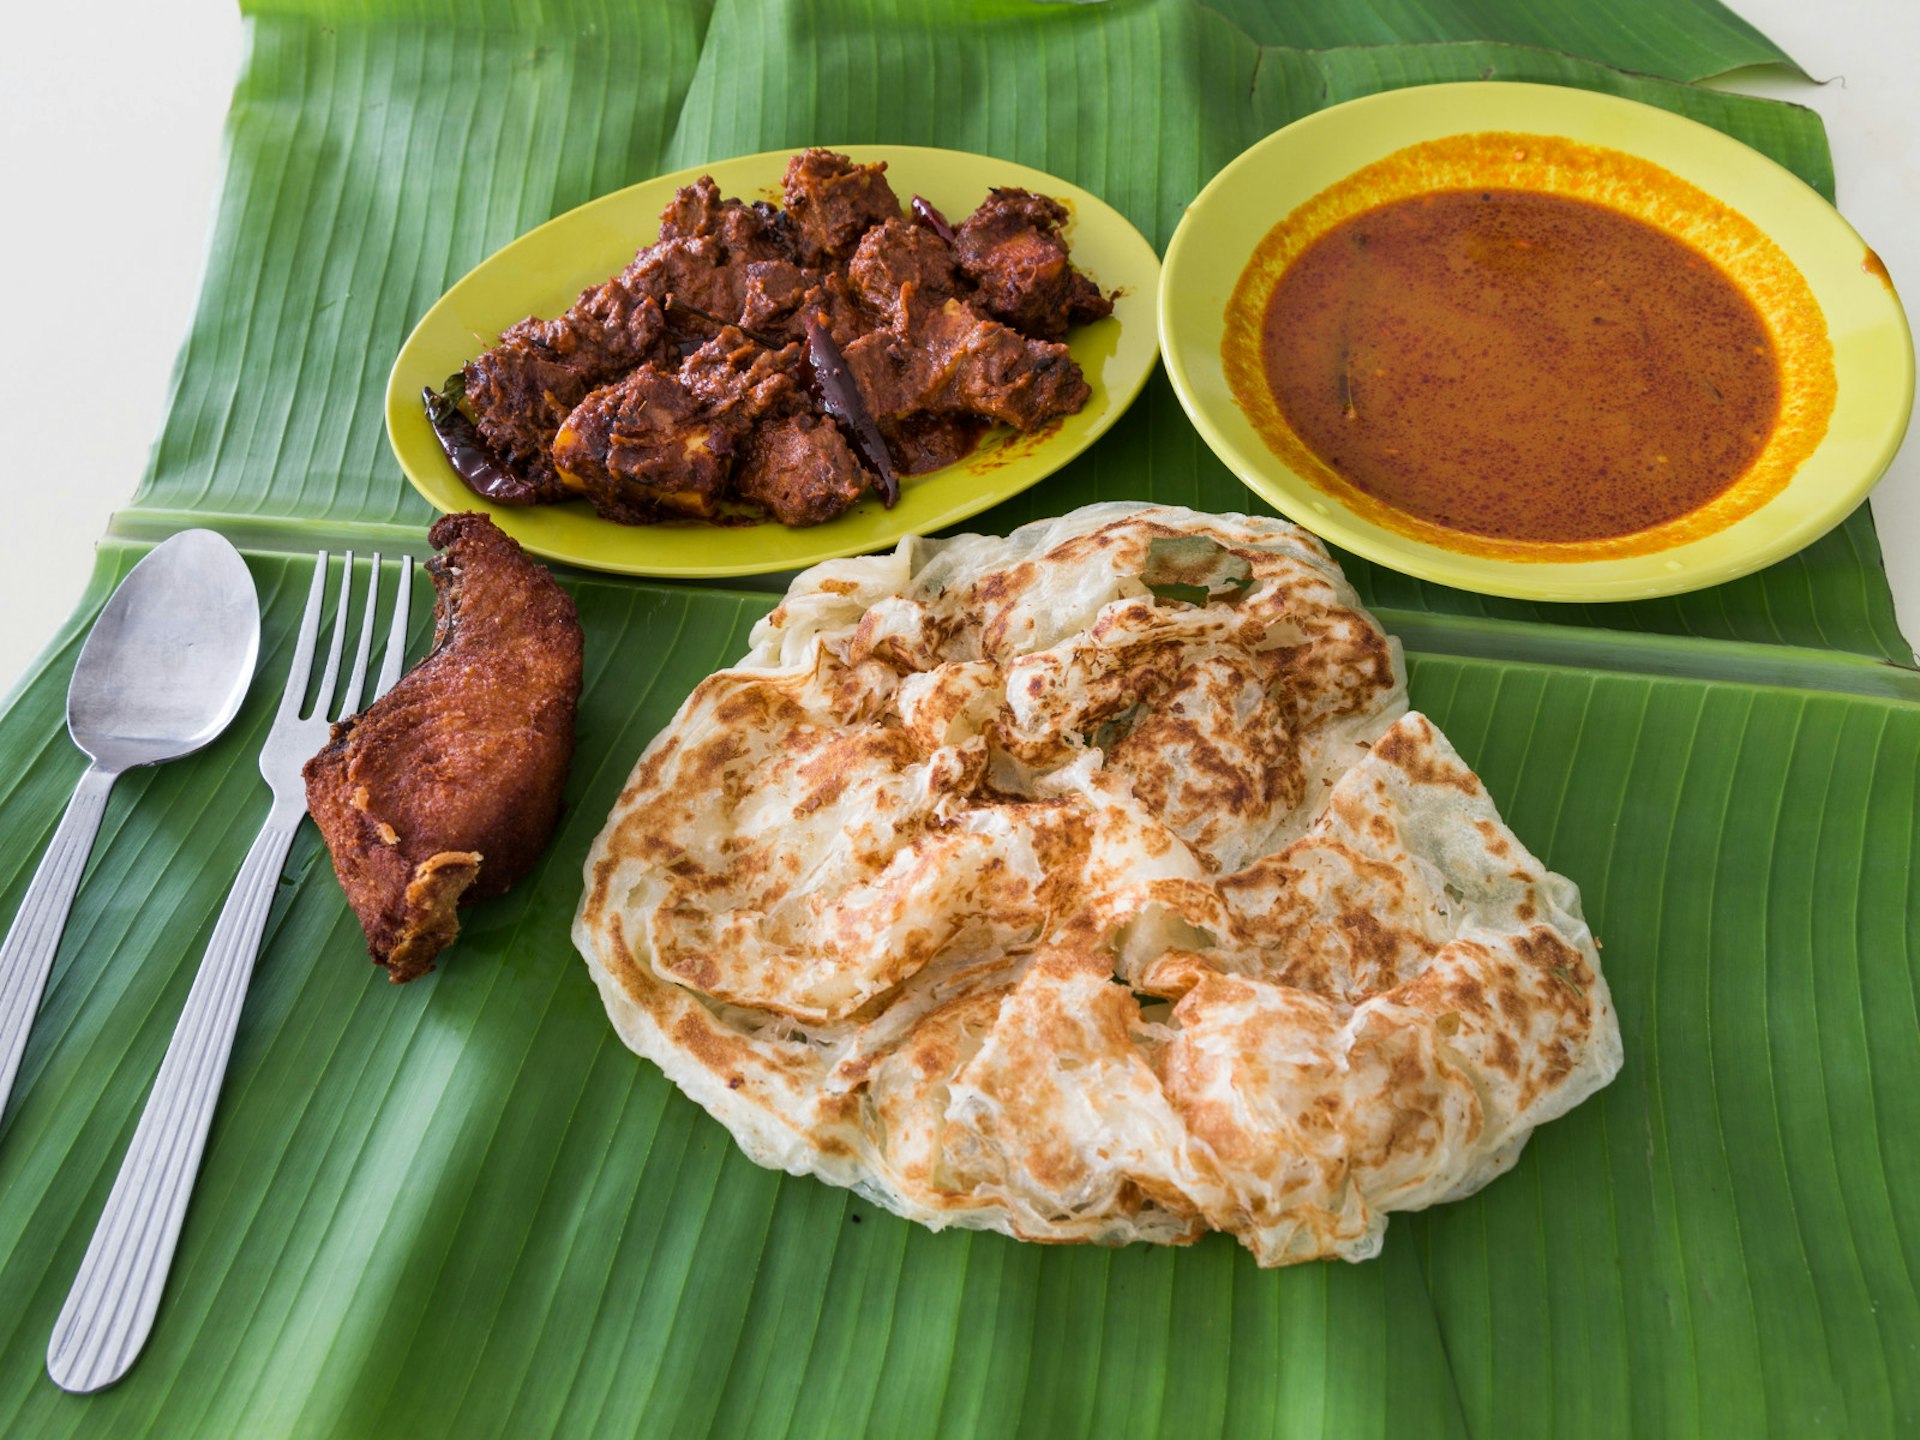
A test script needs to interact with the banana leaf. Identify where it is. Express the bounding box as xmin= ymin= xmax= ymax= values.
xmin=2 ymin=0 xmax=1917 ymax=1435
